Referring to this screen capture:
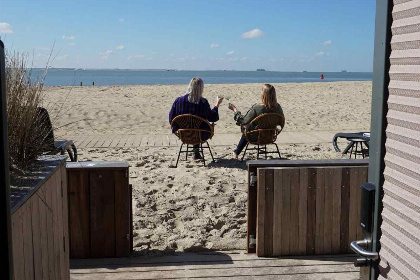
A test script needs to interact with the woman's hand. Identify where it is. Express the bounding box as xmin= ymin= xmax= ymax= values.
xmin=215 ymin=96 xmax=224 ymax=107
xmin=228 ymin=103 xmax=237 ymax=113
